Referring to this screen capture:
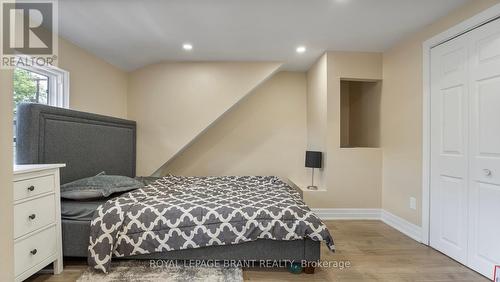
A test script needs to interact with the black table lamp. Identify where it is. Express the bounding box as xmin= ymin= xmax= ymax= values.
xmin=305 ymin=151 xmax=322 ymax=190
